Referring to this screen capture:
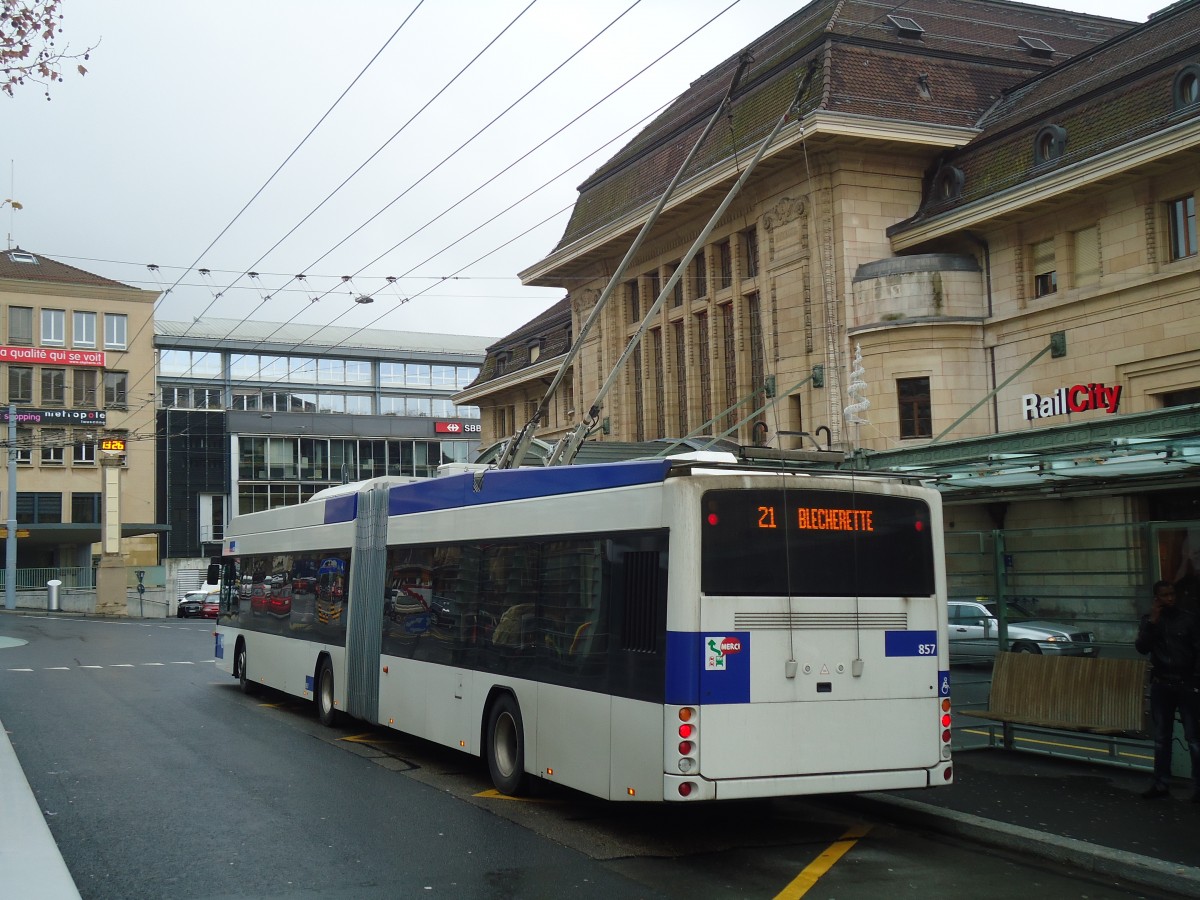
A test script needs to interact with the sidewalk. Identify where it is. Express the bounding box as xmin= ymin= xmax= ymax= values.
xmin=0 ymin=714 xmax=81 ymax=900
xmin=843 ymin=748 xmax=1200 ymax=897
